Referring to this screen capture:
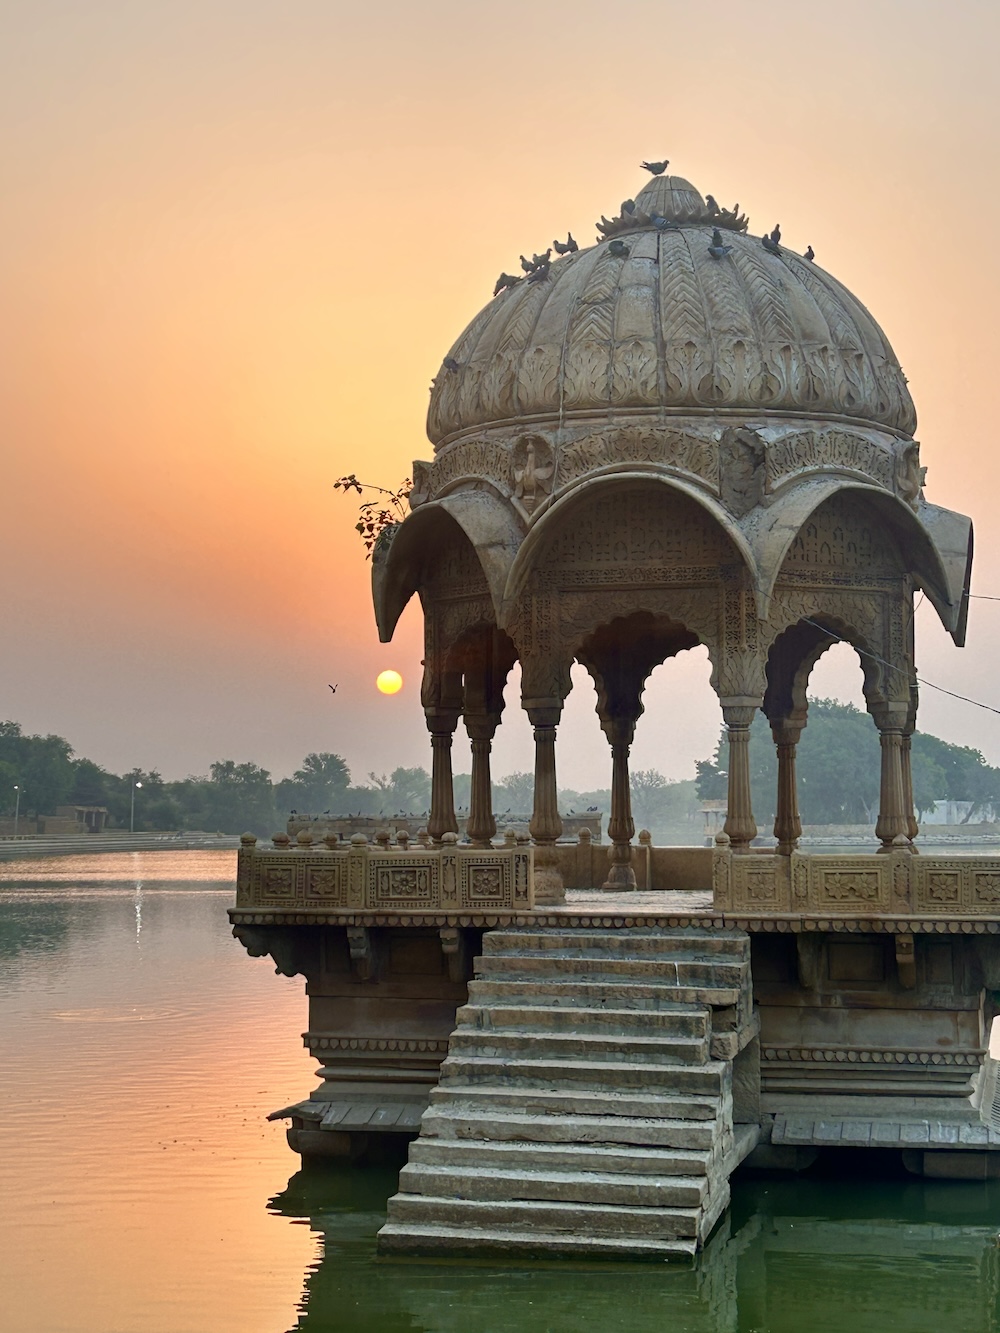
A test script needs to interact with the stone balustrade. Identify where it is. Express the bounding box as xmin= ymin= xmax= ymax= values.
xmin=235 ymin=831 xmax=533 ymax=915
xmin=713 ymin=840 xmax=1000 ymax=917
